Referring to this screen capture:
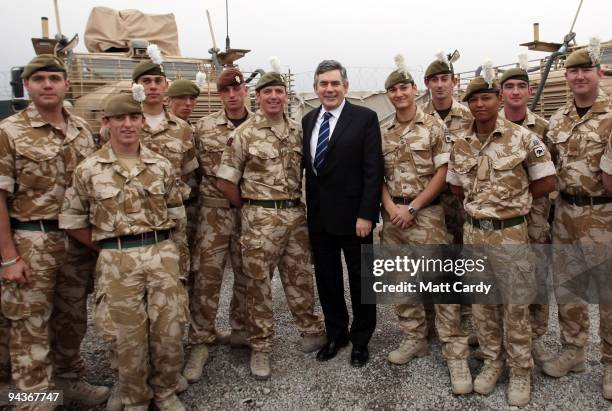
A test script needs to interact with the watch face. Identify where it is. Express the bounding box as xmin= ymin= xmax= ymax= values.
xmin=409 ymin=206 xmax=417 ymax=215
